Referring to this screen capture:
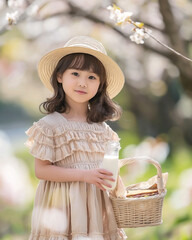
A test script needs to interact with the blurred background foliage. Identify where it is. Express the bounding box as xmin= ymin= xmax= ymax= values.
xmin=0 ymin=0 xmax=192 ymax=239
